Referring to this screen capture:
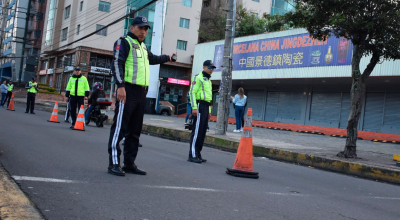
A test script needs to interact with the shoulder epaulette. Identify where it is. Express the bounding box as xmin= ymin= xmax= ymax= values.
xmin=119 ymin=36 xmax=126 ymax=39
